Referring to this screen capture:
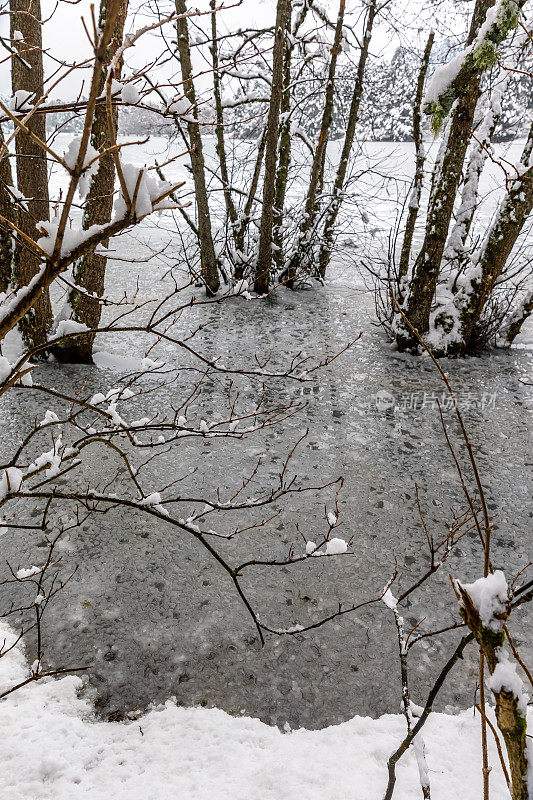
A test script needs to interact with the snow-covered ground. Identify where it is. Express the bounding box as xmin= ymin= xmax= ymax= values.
xmin=0 ymin=620 xmax=523 ymax=800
